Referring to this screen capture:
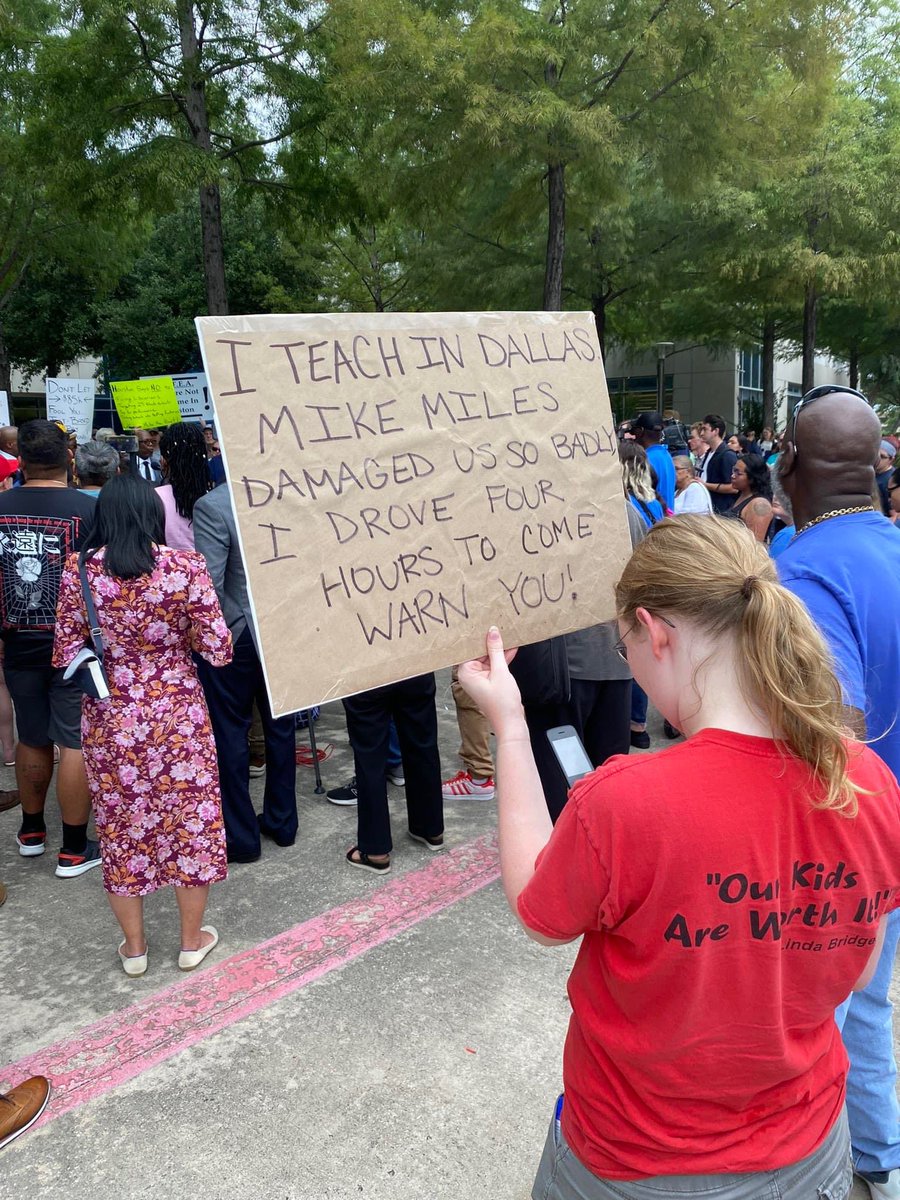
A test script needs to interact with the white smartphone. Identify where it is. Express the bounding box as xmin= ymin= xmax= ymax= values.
xmin=546 ymin=725 xmax=594 ymax=787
